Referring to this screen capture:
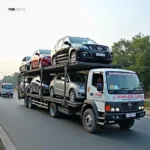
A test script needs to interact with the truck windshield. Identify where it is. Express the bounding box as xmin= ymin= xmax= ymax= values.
xmin=106 ymin=71 xmax=143 ymax=94
xmin=3 ymin=84 xmax=13 ymax=89
xmin=69 ymin=73 xmax=86 ymax=83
